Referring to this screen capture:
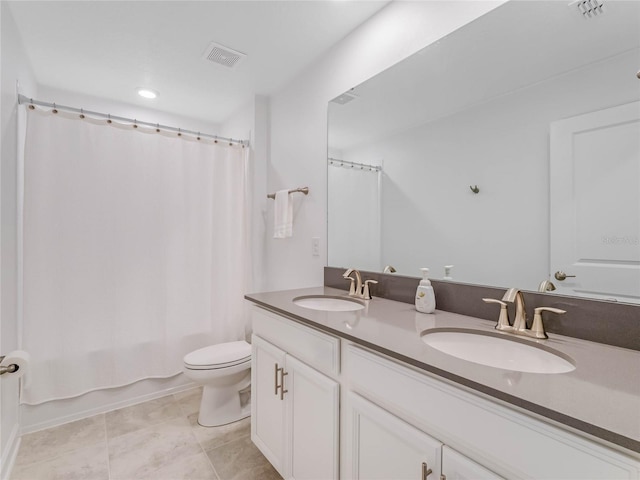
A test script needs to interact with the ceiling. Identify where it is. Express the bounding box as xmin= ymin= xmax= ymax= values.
xmin=328 ymin=0 xmax=640 ymax=150
xmin=7 ymin=0 xmax=389 ymax=124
